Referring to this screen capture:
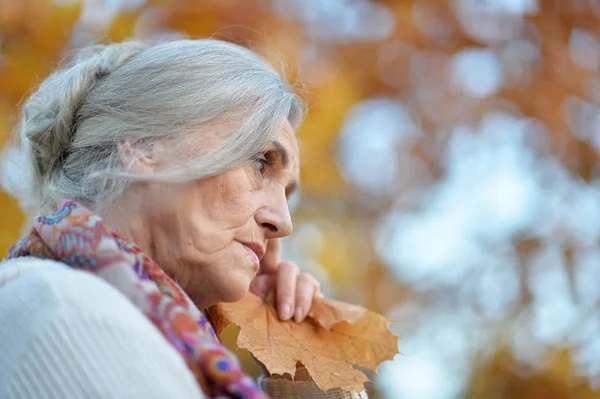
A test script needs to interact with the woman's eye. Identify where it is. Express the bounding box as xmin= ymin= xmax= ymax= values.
xmin=254 ymin=158 xmax=266 ymax=174
xmin=253 ymin=152 xmax=274 ymax=175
